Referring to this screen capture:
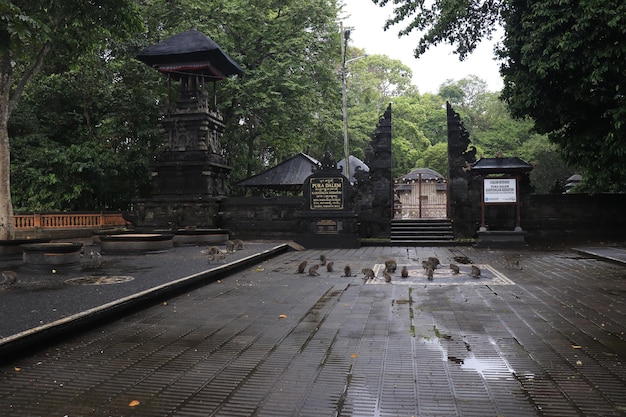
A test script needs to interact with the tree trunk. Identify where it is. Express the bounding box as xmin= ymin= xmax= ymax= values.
xmin=0 ymin=48 xmax=15 ymax=240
